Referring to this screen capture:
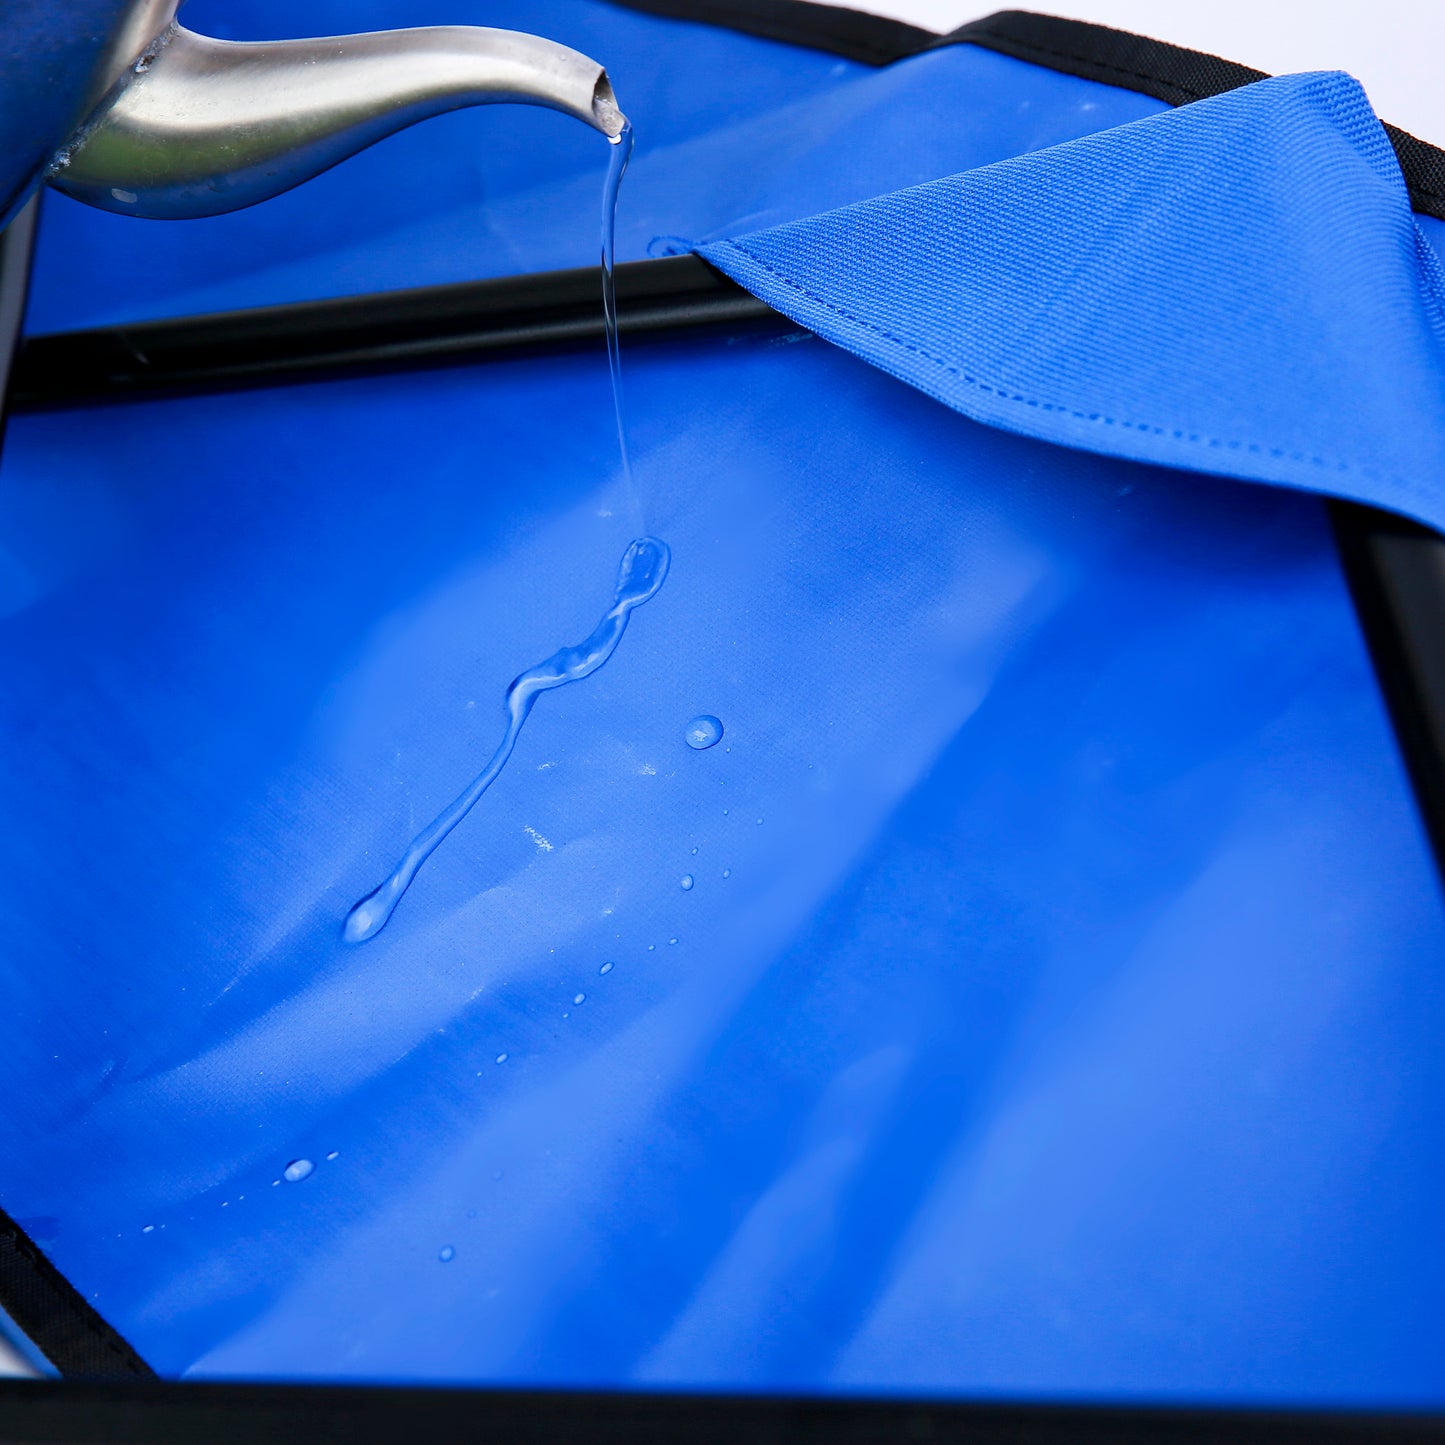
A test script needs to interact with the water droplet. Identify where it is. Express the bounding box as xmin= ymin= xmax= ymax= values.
xmin=271 ymin=1179 xmax=281 ymax=1187
xmin=647 ymin=943 xmax=656 ymax=951
xmin=142 ymin=1225 xmax=154 ymax=1234
xmin=343 ymin=537 xmax=669 ymax=945
xmin=573 ymin=993 xmax=586 ymax=1005
xmin=680 ymin=874 xmax=694 ymax=890
xmin=283 ymin=1159 xmax=314 ymax=1183
xmin=220 ymin=1201 xmax=228 ymax=1208
xmin=685 ymin=715 xmax=723 ymax=749
xmin=439 ymin=1245 xmax=455 ymax=1263
xmin=722 ymin=868 xmax=731 ymax=878
xmin=668 ymin=937 xmax=678 ymax=946
xmin=599 ymin=961 xmax=614 ymax=975
xmin=722 ymin=808 xmax=729 ymax=815
xmin=756 ymin=817 xmax=764 ymax=825
xmin=690 ymin=846 xmax=699 ymax=855
xmin=496 ymin=1052 xmax=508 ymax=1064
